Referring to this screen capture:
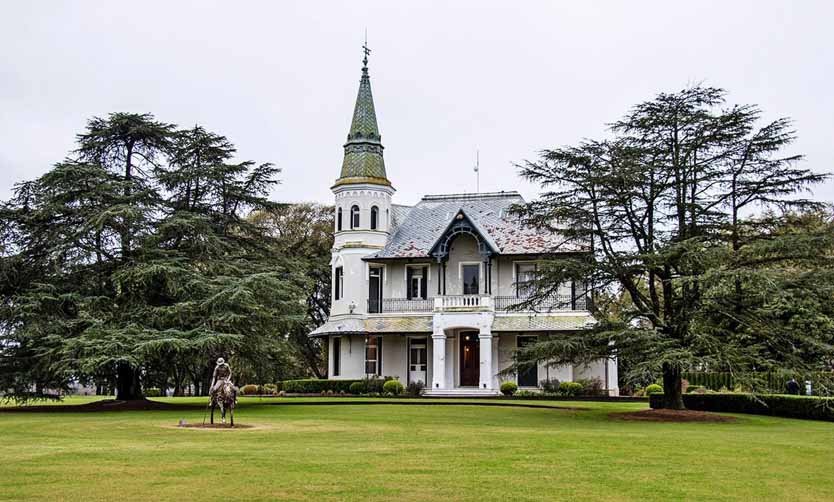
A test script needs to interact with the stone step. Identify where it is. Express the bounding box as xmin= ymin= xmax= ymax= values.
xmin=424 ymin=388 xmax=501 ymax=397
